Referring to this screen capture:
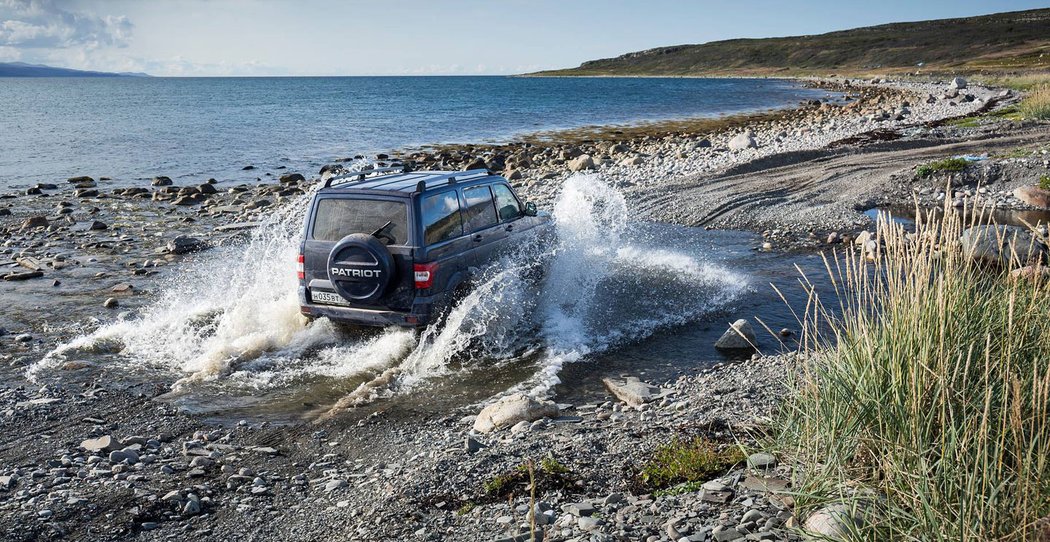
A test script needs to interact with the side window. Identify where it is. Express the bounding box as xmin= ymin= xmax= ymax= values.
xmin=461 ymin=186 xmax=498 ymax=232
xmin=421 ymin=190 xmax=463 ymax=245
xmin=491 ymin=183 xmax=522 ymax=222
